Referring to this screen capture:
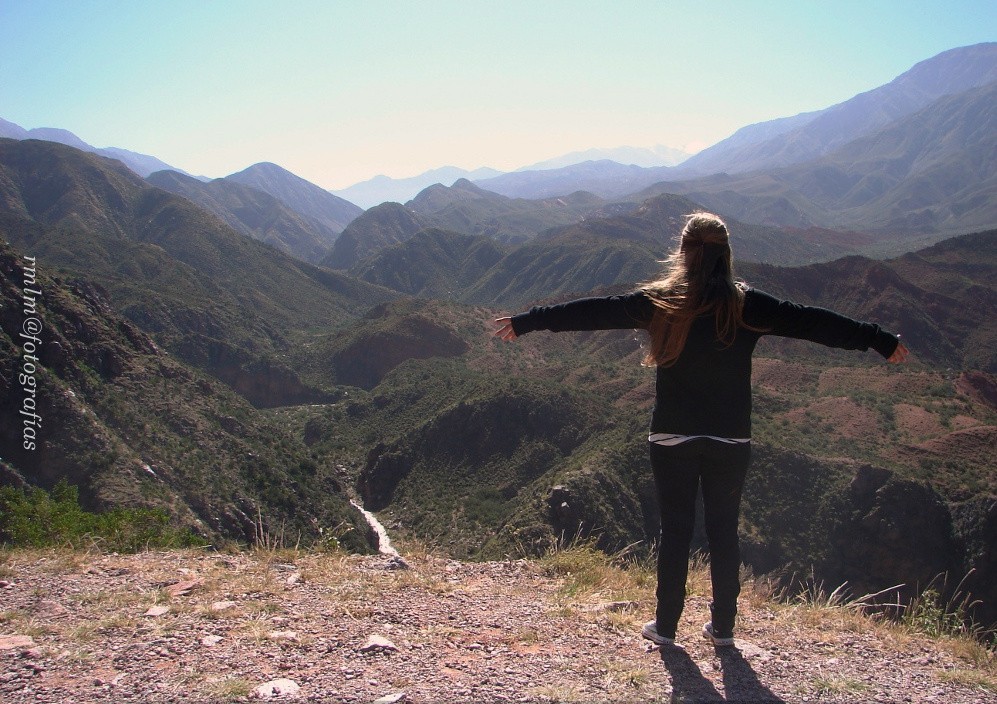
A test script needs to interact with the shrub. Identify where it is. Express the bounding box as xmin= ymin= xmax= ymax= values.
xmin=0 ymin=480 xmax=206 ymax=552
